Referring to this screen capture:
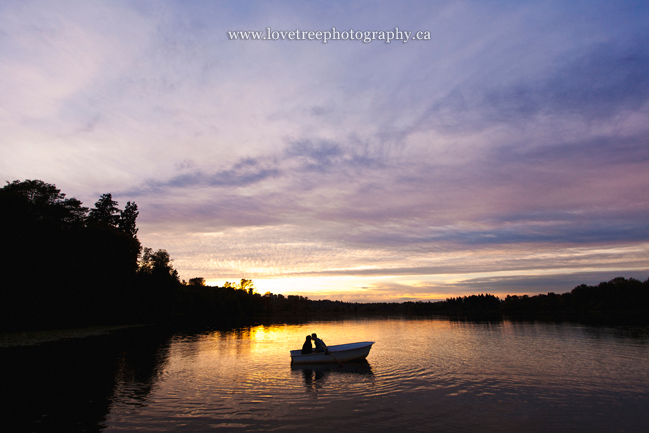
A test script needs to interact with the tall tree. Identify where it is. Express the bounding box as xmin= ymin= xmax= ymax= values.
xmin=88 ymin=193 xmax=120 ymax=227
xmin=119 ymin=201 xmax=139 ymax=237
